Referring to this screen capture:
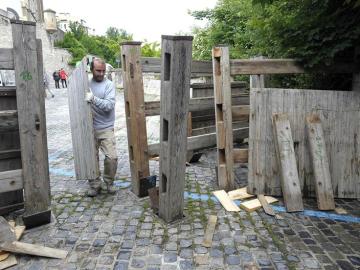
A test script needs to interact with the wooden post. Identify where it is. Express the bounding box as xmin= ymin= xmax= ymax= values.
xmin=212 ymin=46 xmax=235 ymax=191
xmin=272 ymin=113 xmax=303 ymax=212
xmin=121 ymin=41 xmax=150 ymax=197
xmin=159 ymin=36 xmax=193 ymax=222
xmin=306 ymin=114 xmax=335 ymax=210
xmin=11 ymin=20 xmax=51 ymax=227
xmin=352 ymin=47 xmax=360 ymax=91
